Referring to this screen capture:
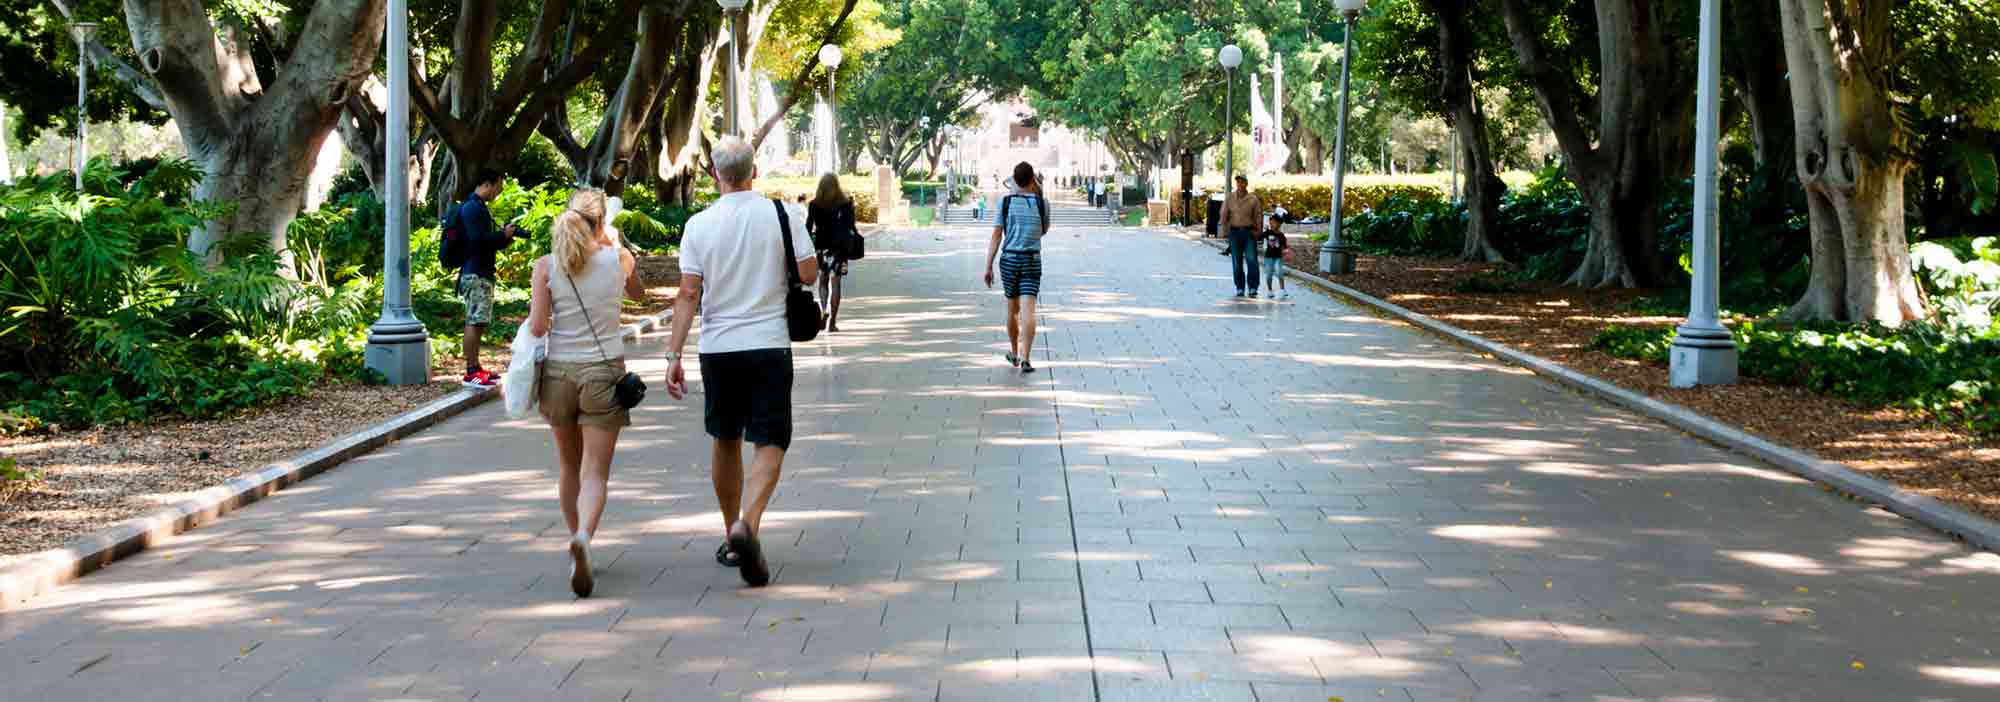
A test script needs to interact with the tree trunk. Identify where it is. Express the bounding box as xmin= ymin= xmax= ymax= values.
xmin=338 ymin=75 xmax=436 ymax=206
xmin=1429 ymin=0 xmax=1507 ymax=263
xmin=1303 ymin=131 xmax=1325 ymax=175
xmin=653 ymin=14 xmax=721 ymax=206
xmin=0 ymin=102 xmax=11 ymax=183
xmin=124 ymin=0 xmax=386 ymax=264
xmin=410 ymin=0 xmax=638 ymax=201
xmin=573 ymin=3 xmax=687 ymax=194
xmin=1497 ymin=0 xmax=1687 ymax=288
xmin=1776 ymin=0 xmax=1926 ymax=324
xmin=1455 ymin=120 xmax=1507 ymax=263
xmin=1282 ymin=114 xmax=1306 ymax=174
